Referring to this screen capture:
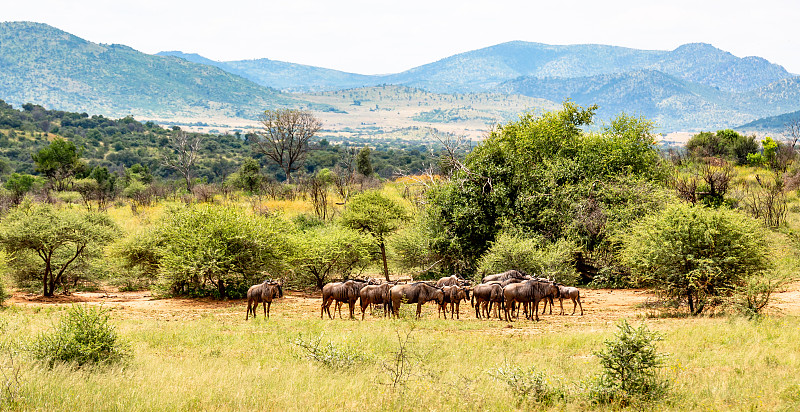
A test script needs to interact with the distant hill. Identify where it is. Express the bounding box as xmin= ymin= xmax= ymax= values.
xmin=163 ymin=41 xmax=793 ymax=95
xmin=158 ymin=52 xmax=382 ymax=93
xmin=0 ymin=22 xmax=314 ymax=120
xmin=736 ymin=109 xmax=800 ymax=134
